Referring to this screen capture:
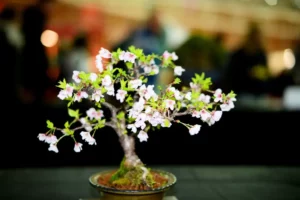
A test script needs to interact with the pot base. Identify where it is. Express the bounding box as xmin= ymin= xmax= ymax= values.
xmin=79 ymin=196 xmax=178 ymax=200
xmin=89 ymin=169 xmax=177 ymax=200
